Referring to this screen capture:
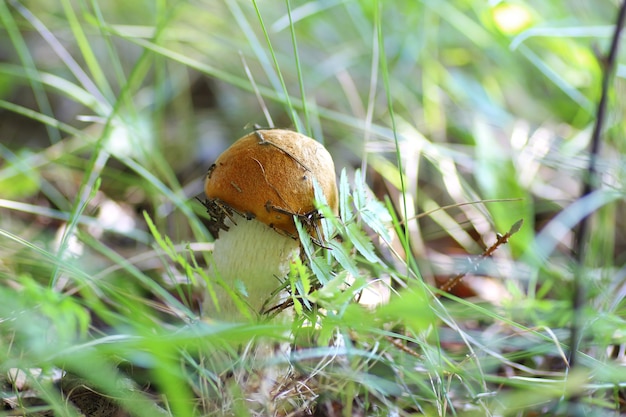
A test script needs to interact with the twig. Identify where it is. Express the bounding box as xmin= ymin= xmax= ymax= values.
xmin=388 ymin=219 xmax=523 ymax=358
xmin=439 ymin=219 xmax=523 ymax=295
xmin=570 ymin=1 xmax=626 ymax=368
xmin=568 ymin=2 xmax=626 ymax=415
